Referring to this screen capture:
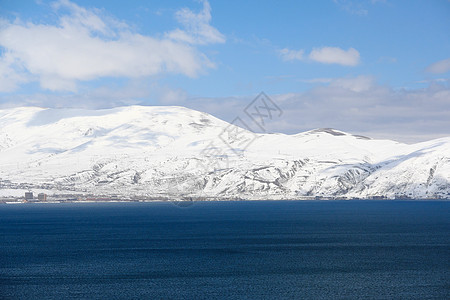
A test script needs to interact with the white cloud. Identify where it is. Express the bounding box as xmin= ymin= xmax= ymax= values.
xmin=157 ymin=87 xmax=188 ymax=104
xmin=182 ymin=78 xmax=450 ymax=143
xmin=0 ymin=78 xmax=153 ymax=109
xmin=309 ymin=47 xmax=360 ymax=66
xmin=279 ymin=46 xmax=360 ymax=66
xmin=377 ymin=56 xmax=397 ymax=64
xmin=298 ymin=78 xmax=333 ymax=84
xmin=329 ymin=75 xmax=375 ymax=92
xmin=0 ymin=52 xmax=30 ymax=92
xmin=426 ymin=58 xmax=450 ymax=74
xmin=51 ymin=0 xmax=122 ymax=36
xmin=166 ymin=0 xmax=225 ymax=45
xmin=279 ymin=48 xmax=304 ymax=61
xmin=0 ymin=0 xmax=223 ymax=92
